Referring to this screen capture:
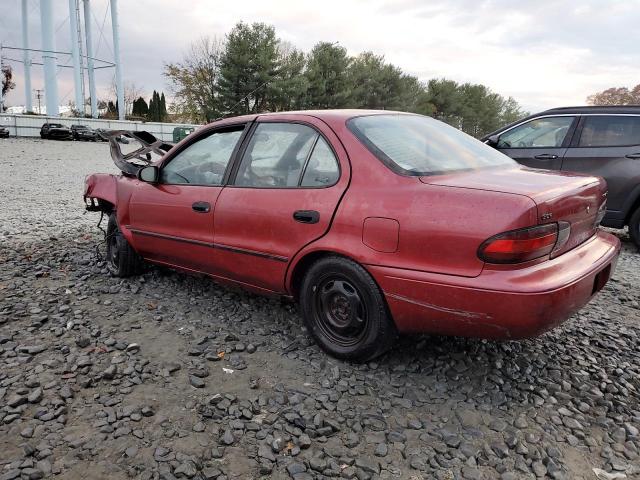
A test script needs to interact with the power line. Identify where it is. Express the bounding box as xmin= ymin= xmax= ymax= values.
xmin=93 ymin=3 xmax=112 ymax=58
